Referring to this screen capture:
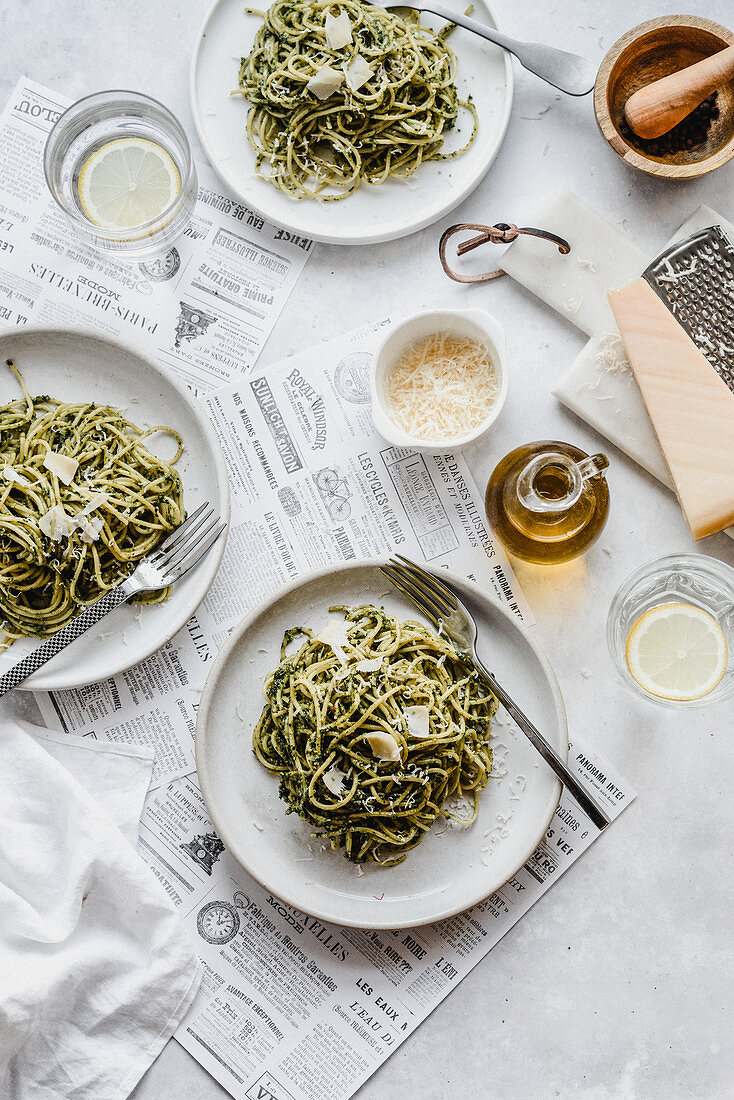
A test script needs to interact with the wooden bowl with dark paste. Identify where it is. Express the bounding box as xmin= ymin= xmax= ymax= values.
xmin=594 ymin=14 xmax=734 ymax=180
